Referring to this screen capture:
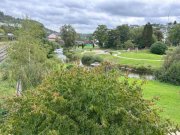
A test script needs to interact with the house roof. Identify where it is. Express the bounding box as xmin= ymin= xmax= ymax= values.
xmin=48 ymin=33 xmax=57 ymax=39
